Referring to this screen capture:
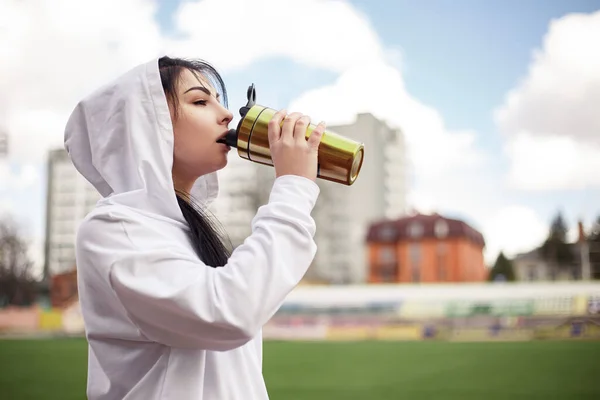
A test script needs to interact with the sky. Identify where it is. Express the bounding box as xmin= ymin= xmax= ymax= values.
xmin=1 ymin=0 xmax=599 ymax=270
